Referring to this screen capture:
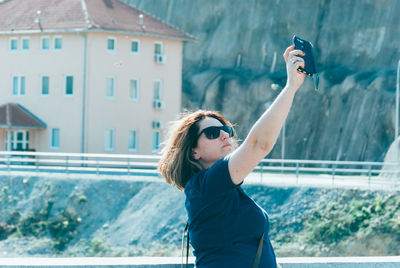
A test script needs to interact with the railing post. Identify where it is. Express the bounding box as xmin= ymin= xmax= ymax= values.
xmin=96 ymin=157 xmax=99 ymax=175
xmin=128 ymin=158 xmax=131 ymax=176
xmin=332 ymin=164 xmax=336 ymax=185
xmin=7 ymin=154 xmax=10 ymax=172
xmin=296 ymin=162 xmax=299 ymax=184
xmin=36 ymin=155 xmax=39 ymax=173
xmin=66 ymin=156 xmax=69 ymax=175
xmin=368 ymin=165 xmax=372 ymax=187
